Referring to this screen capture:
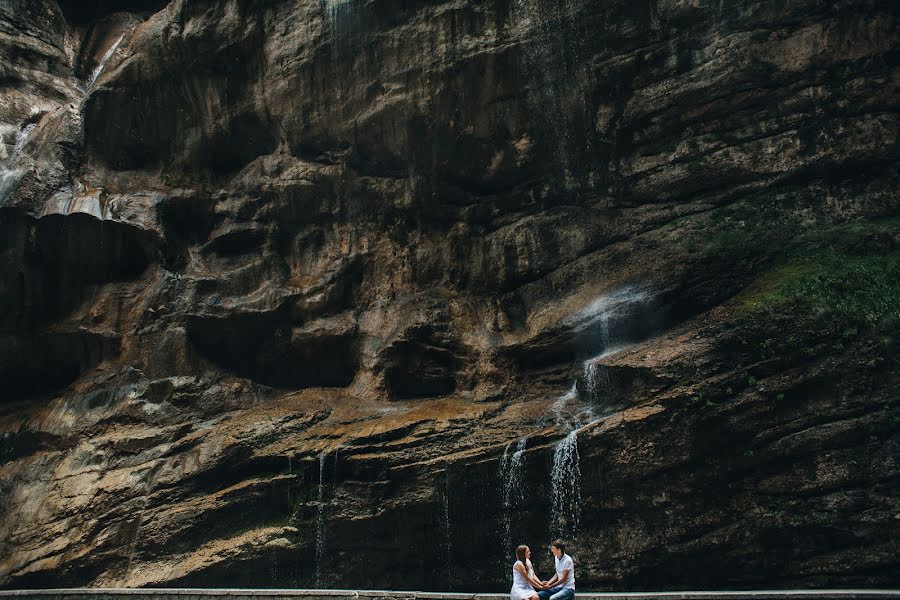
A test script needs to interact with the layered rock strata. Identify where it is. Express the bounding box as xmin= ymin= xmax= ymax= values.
xmin=0 ymin=0 xmax=898 ymax=591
